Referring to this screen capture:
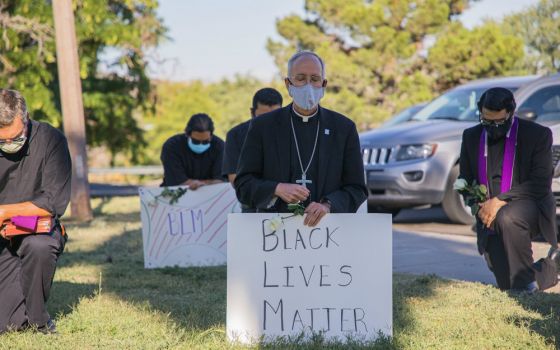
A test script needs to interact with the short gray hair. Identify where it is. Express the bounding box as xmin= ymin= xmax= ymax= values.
xmin=0 ymin=89 xmax=28 ymax=127
xmin=287 ymin=50 xmax=326 ymax=79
